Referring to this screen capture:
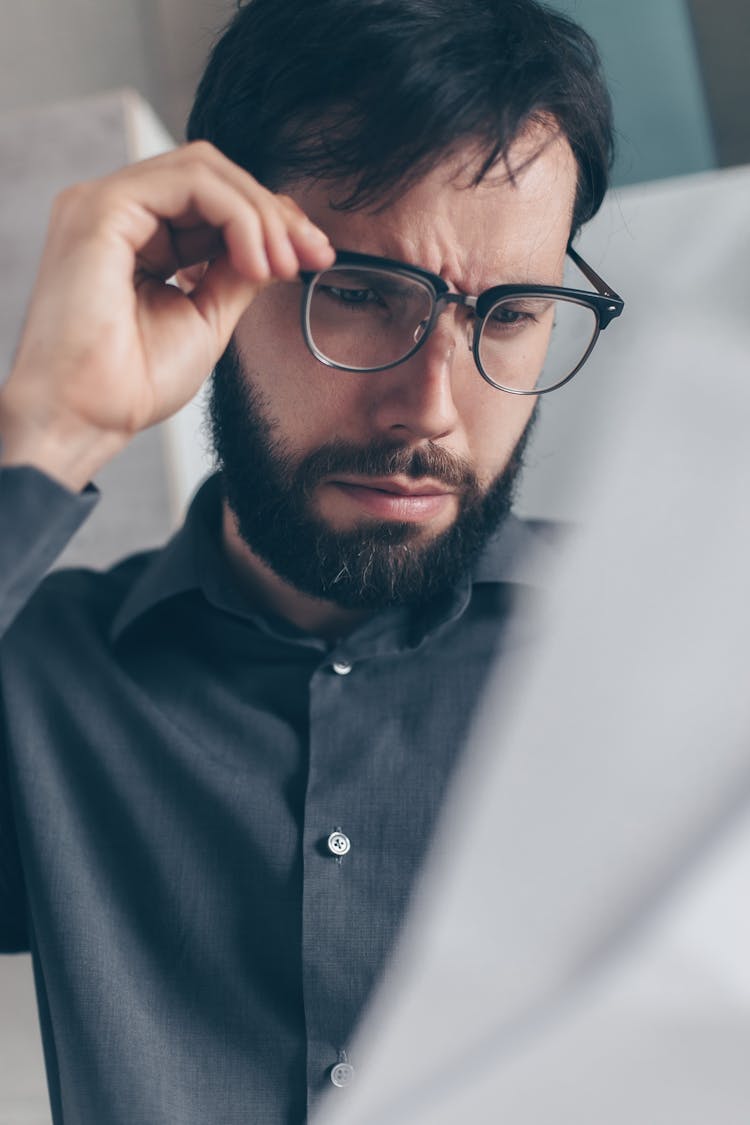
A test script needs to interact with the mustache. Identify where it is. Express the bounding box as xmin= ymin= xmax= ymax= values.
xmin=294 ymin=440 xmax=480 ymax=495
